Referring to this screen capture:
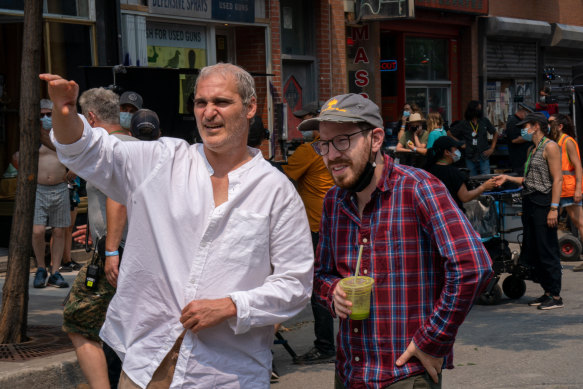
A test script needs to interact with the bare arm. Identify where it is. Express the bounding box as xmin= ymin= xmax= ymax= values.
xmin=39 ymin=74 xmax=83 ymax=145
xmin=566 ymin=139 xmax=583 ymax=202
xmin=104 ymin=197 xmax=127 ymax=288
xmin=457 ymin=178 xmax=498 ymax=203
xmin=545 ymin=142 xmax=563 ymax=228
